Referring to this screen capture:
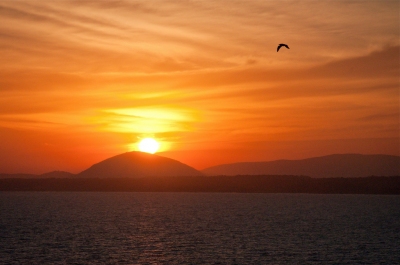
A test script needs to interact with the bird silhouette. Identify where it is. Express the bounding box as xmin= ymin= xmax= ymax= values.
xmin=277 ymin=43 xmax=289 ymax=52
